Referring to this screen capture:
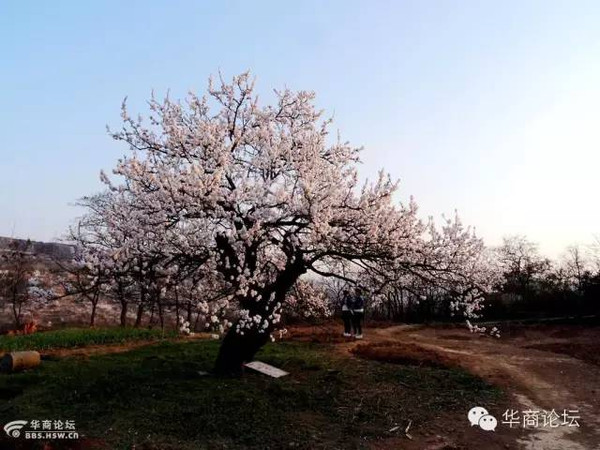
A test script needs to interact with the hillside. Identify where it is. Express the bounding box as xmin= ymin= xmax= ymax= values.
xmin=0 ymin=236 xmax=75 ymax=260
